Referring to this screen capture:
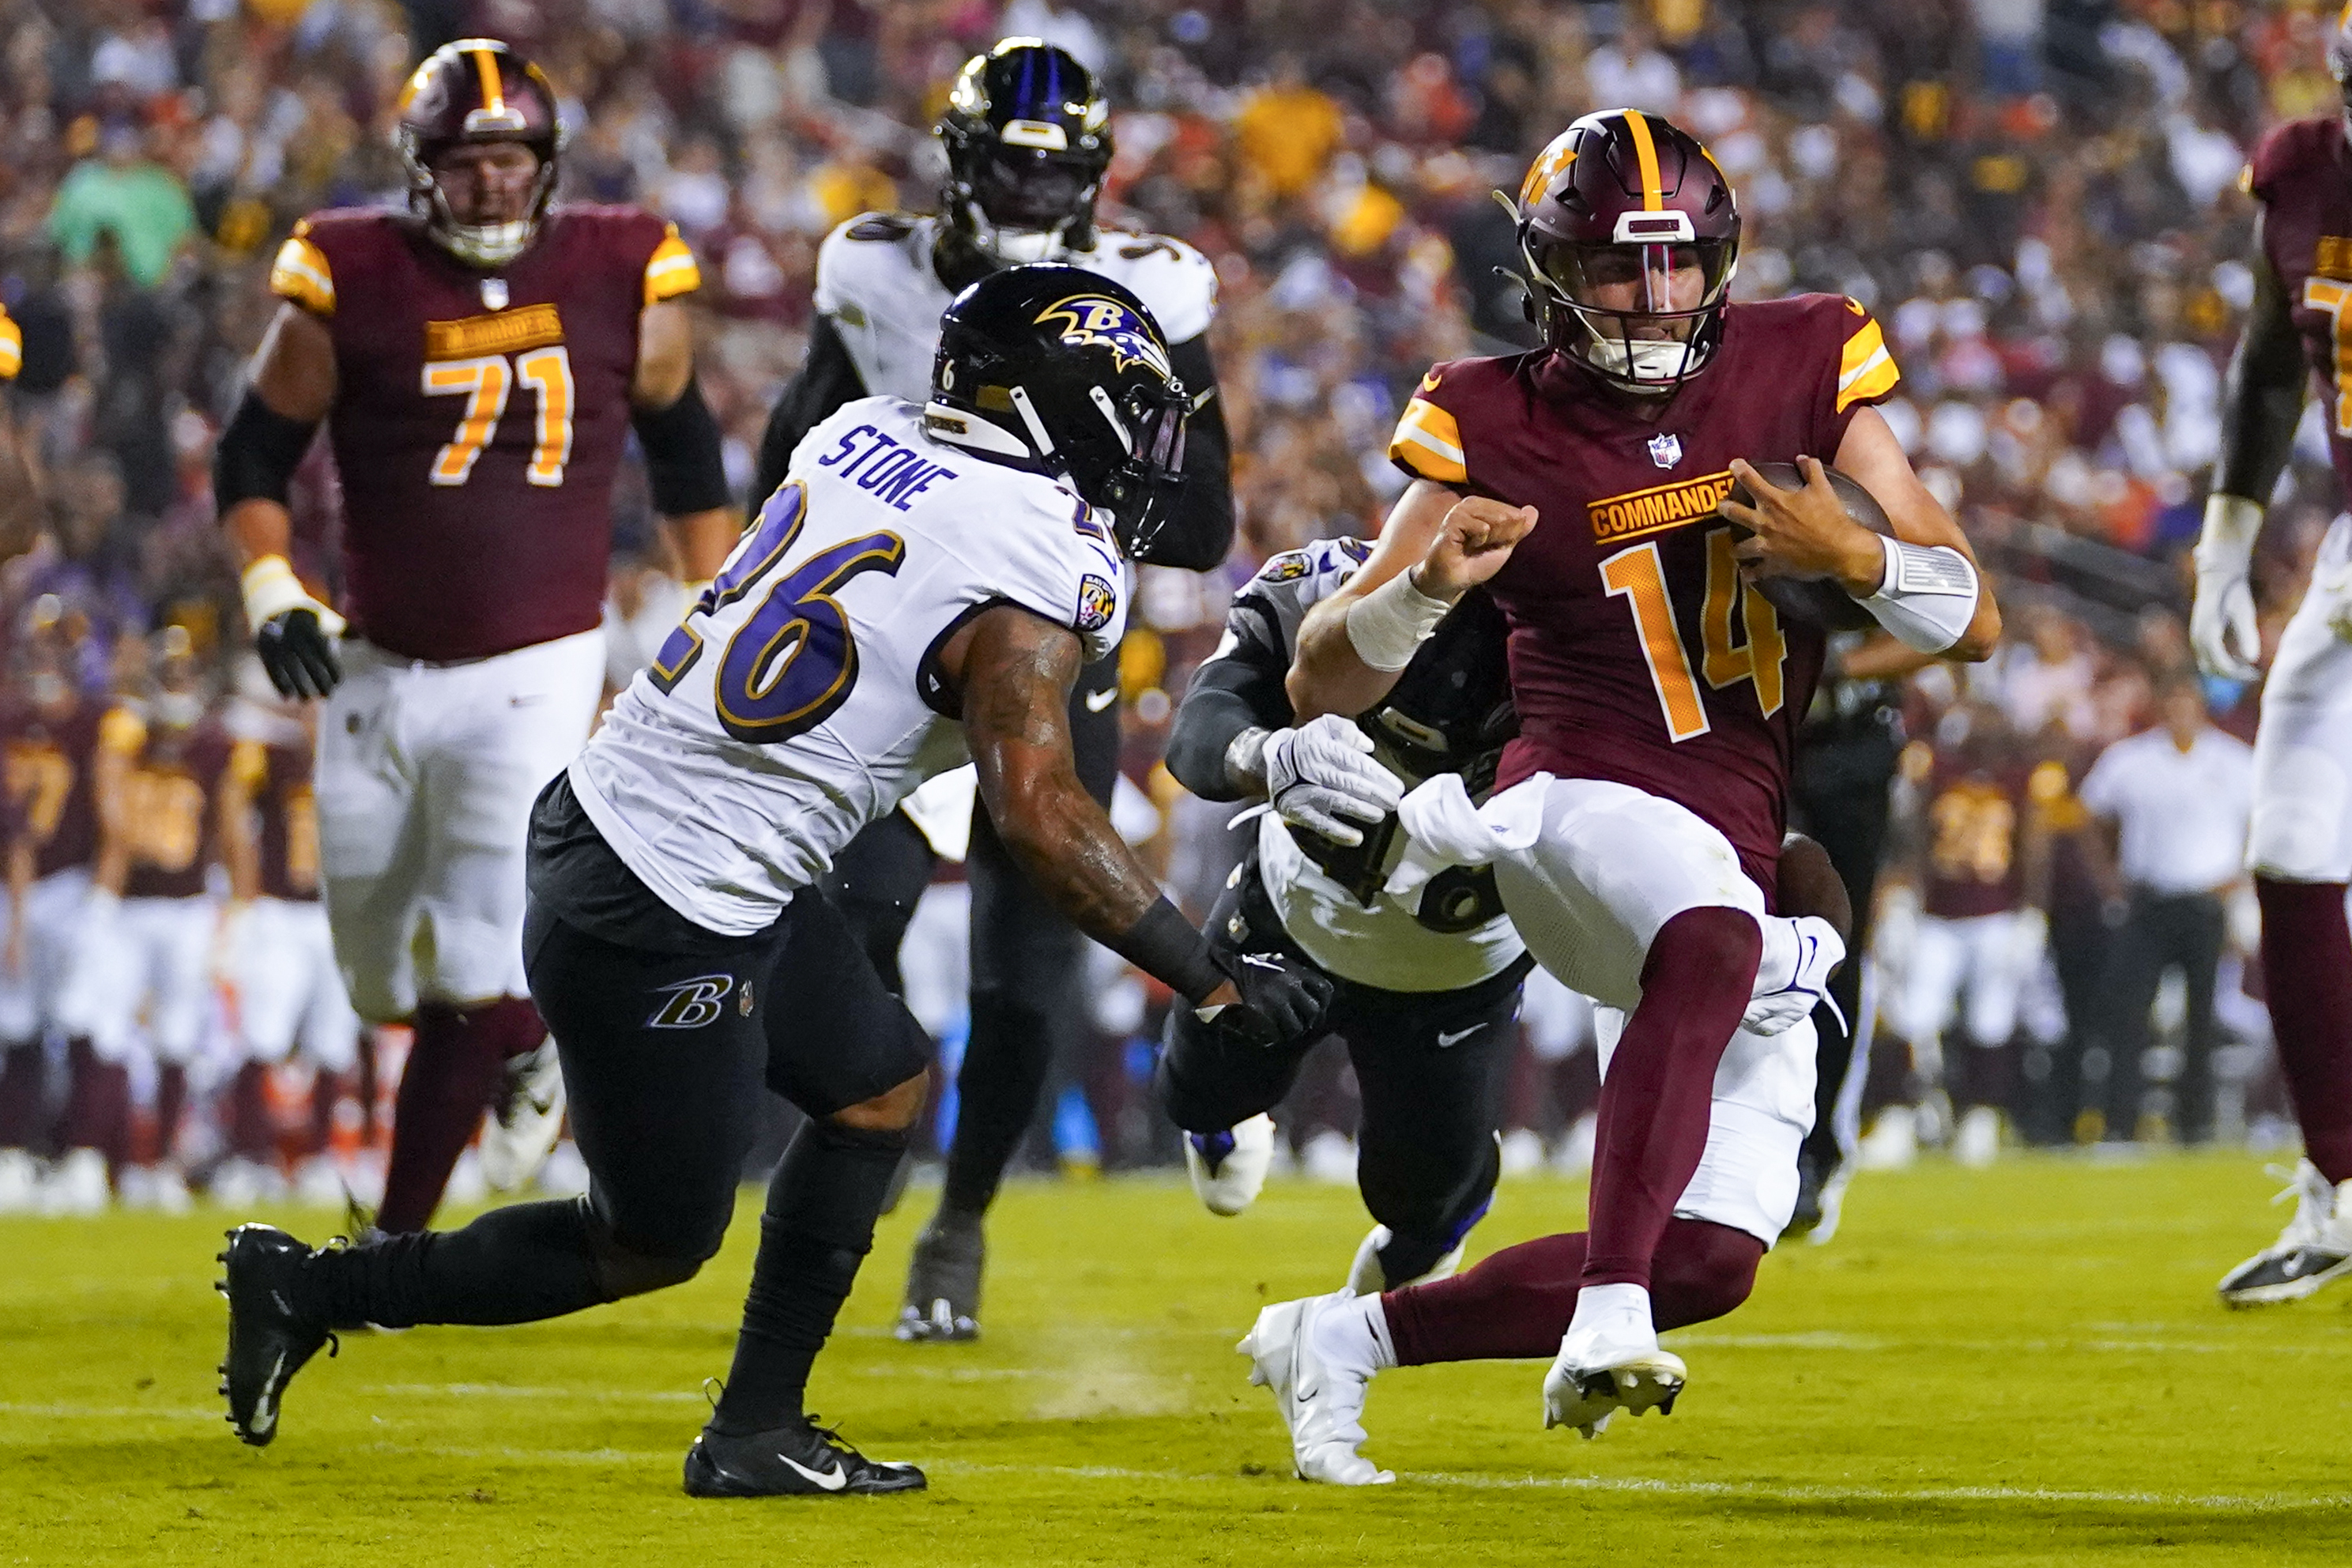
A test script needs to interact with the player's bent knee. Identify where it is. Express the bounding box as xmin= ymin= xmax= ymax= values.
xmin=1645 ymin=904 xmax=1763 ymax=984
xmin=582 ymin=1200 xmax=723 ymax=1300
xmin=828 ymin=1070 xmax=929 ymax=1133
xmin=1650 ymin=1218 xmax=1766 ymax=1331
